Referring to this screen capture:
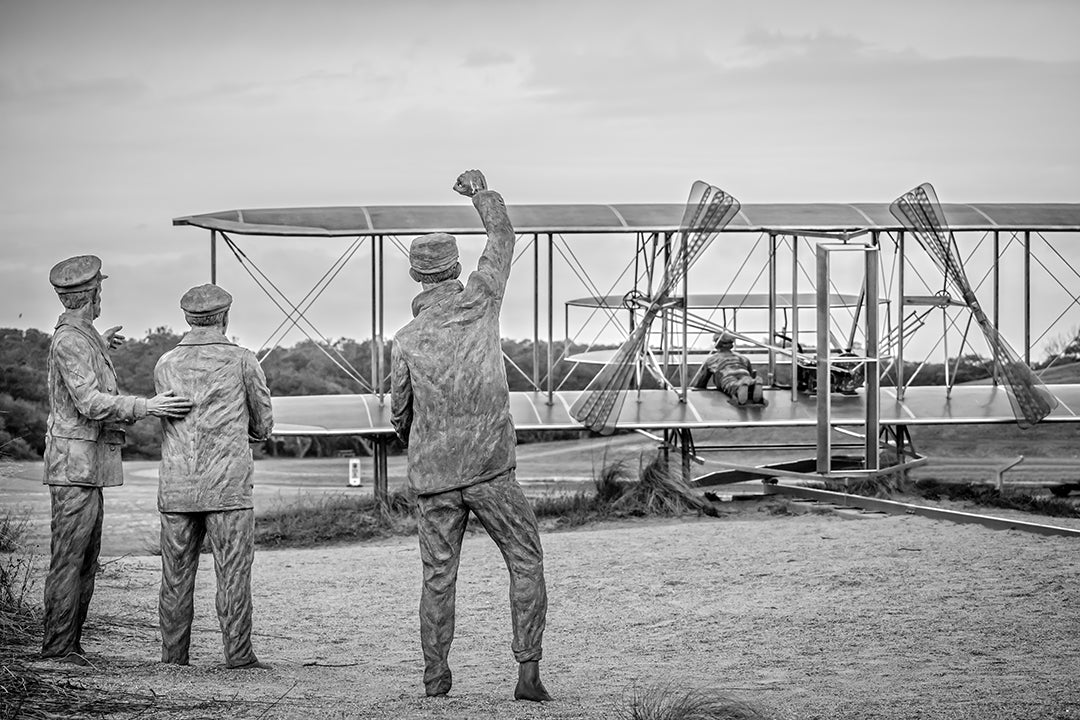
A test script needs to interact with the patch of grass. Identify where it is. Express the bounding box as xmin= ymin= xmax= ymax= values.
xmin=615 ymin=454 xmax=720 ymax=518
xmin=913 ymin=479 xmax=1080 ymax=518
xmin=257 ymin=450 xmax=729 ymax=546
xmin=619 ymin=684 xmax=771 ymax=720
xmin=823 ymin=473 xmax=903 ymax=498
xmin=0 ymin=507 xmax=30 ymax=554
xmin=255 ymin=489 xmax=418 ymax=549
